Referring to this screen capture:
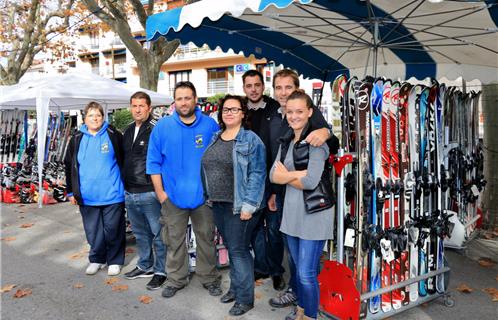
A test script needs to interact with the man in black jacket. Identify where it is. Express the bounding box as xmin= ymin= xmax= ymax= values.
xmin=122 ymin=92 xmax=167 ymax=290
xmin=242 ymin=70 xmax=283 ymax=290
xmin=243 ymin=69 xmax=340 ymax=299
xmin=266 ymin=69 xmax=339 ymax=314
